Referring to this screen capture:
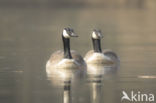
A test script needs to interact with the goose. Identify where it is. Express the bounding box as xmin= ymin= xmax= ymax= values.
xmin=46 ymin=27 xmax=86 ymax=76
xmin=84 ymin=29 xmax=119 ymax=65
